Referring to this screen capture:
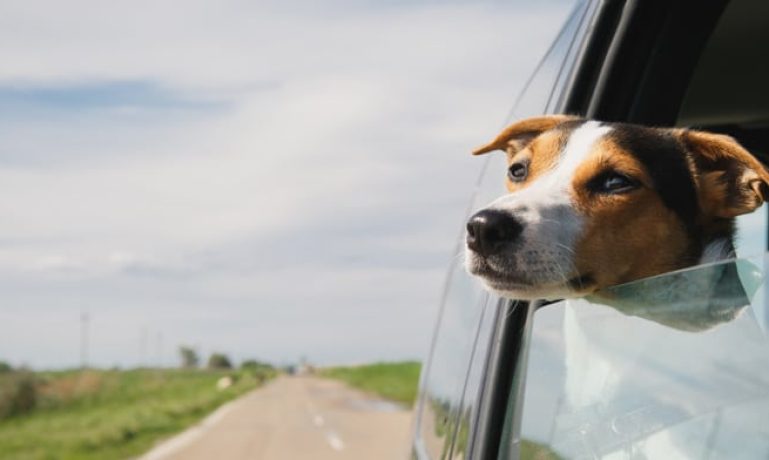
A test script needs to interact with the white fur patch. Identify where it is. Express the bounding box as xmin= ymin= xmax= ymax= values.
xmin=557 ymin=121 xmax=612 ymax=182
